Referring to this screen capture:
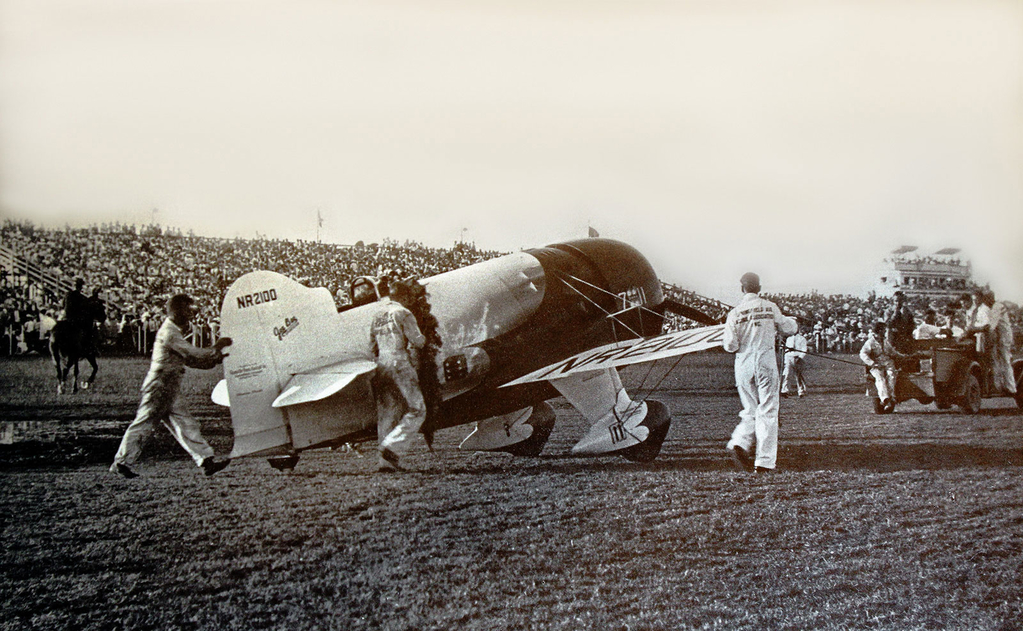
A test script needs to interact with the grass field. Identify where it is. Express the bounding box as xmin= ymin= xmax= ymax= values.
xmin=1 ymin=352 xmax=1022 ymax=630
